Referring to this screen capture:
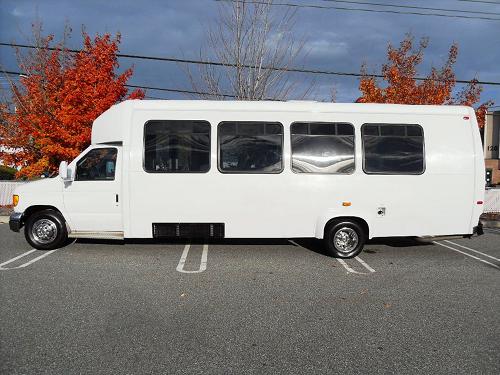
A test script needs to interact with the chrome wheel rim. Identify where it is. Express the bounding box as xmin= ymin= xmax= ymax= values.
xmin=333 ymin=227 xmax=359 ymax=253
xmin=32 ymin=219 xmax=58 ymax=244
